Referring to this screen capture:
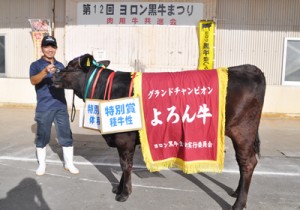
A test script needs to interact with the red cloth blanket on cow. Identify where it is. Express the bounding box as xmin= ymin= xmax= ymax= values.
xmin=134 ymin=68 xmax=228 ymax=174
